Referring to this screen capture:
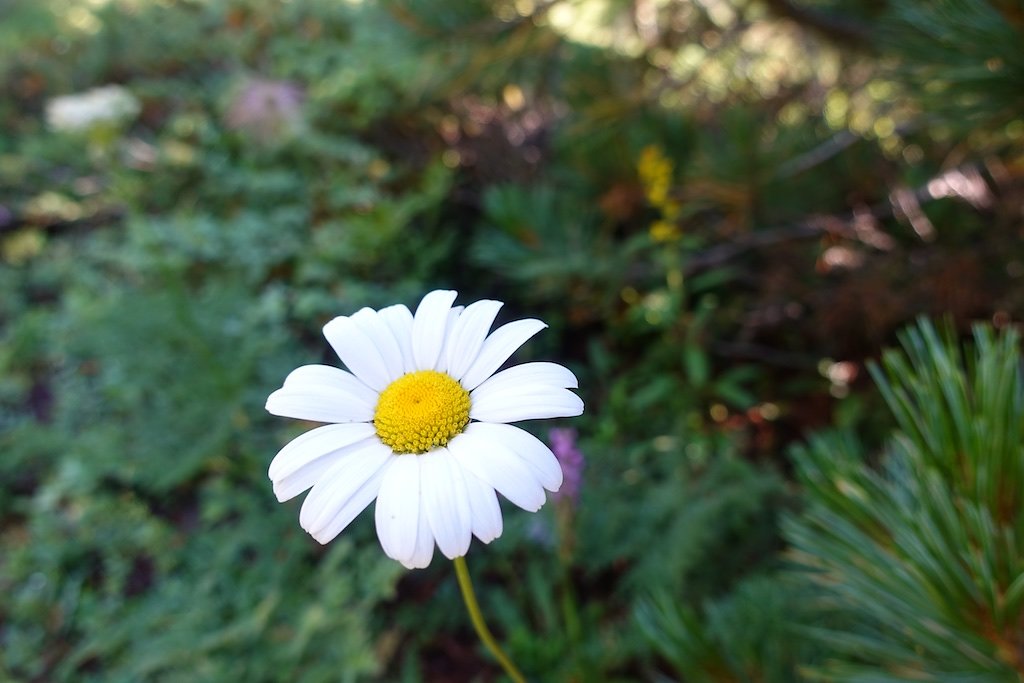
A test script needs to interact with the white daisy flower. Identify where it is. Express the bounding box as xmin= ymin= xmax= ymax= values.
xmin=266 ymin=290 xmax=584 ymax=569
